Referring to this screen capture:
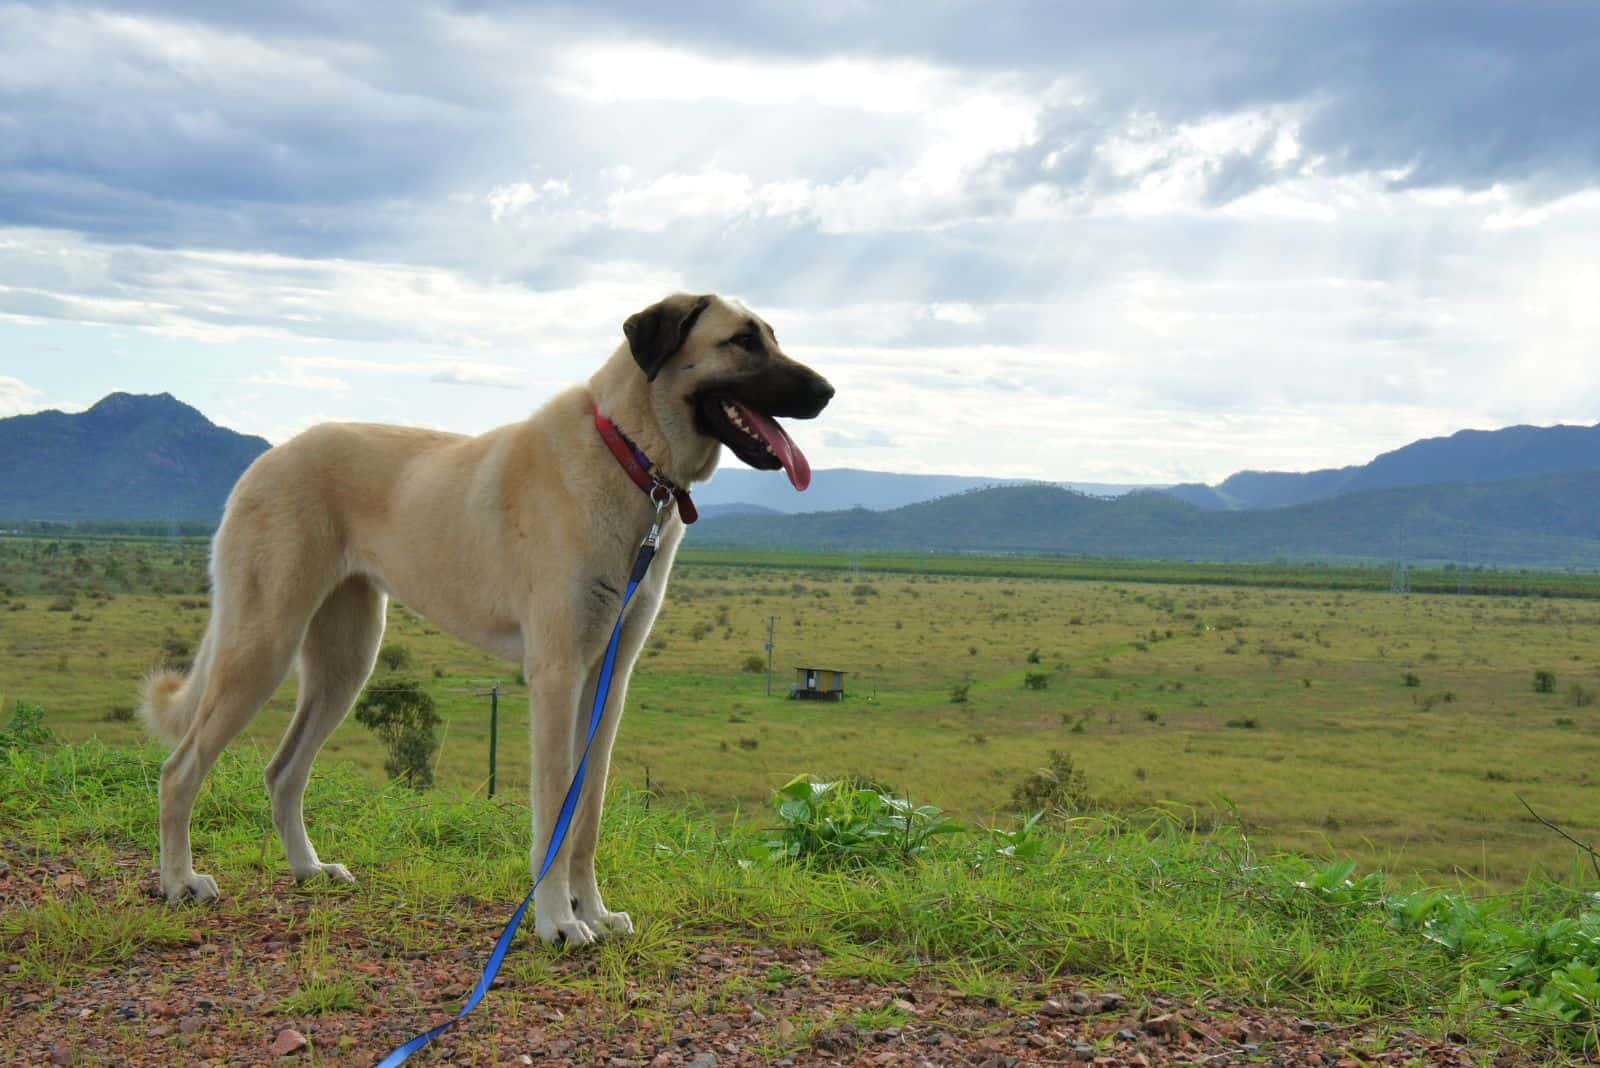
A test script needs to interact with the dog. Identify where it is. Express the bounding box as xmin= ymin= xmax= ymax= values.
xmin=139 ymin=293 xmax=833 ymax=945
